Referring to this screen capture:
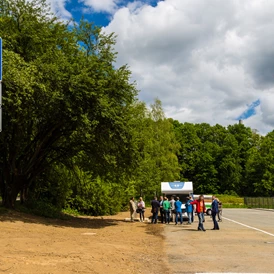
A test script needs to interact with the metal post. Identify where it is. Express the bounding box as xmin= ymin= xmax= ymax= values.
xmin=0 ymin=37 xmax=2 ymax=132
xmin=0 ymin=80 xmax=2 ymax=132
